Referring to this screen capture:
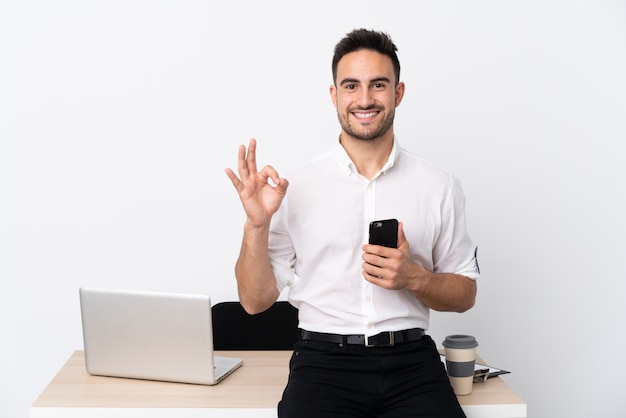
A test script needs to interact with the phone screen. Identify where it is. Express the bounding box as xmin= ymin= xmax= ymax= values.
xmin=368 ymin=219 xmax=398 ymax=248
